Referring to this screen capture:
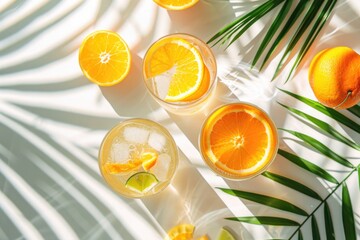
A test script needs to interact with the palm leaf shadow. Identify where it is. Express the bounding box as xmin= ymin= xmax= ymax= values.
xmin=0 ymin=1 xmax=164 ymax=238
xmin=10 ymin=102 xmax=120 ymax=130
xmin=0 ymin=1 xmax=61 ymax=40
xmin=0 ymin=112 xmax=162 ymax=239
